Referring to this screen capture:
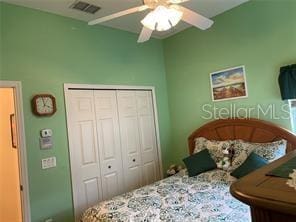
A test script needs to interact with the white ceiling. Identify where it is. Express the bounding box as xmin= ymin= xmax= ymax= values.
xmin=2 ymin=0 xmax=249 ymax=39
